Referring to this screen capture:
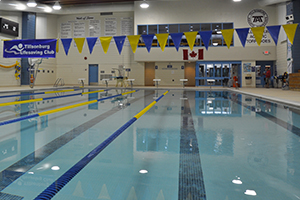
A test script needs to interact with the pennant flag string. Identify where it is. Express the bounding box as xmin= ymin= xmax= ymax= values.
xmin=58 ymin=24 xmax=298 ymax=55
xmin=113 ymin=36 xmax=126 ymax=55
